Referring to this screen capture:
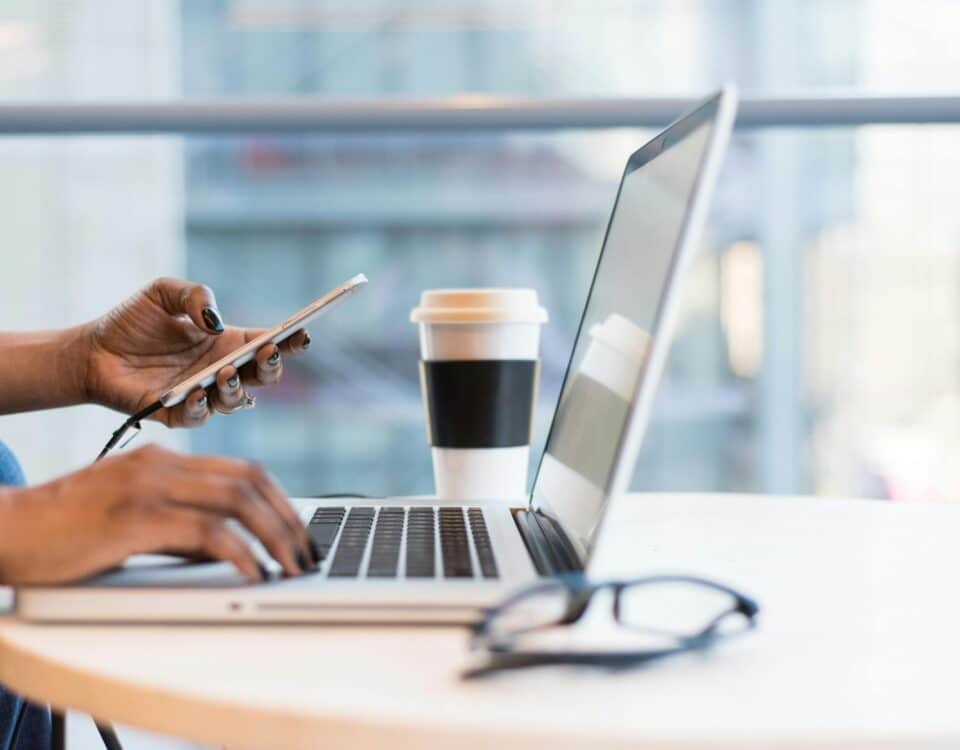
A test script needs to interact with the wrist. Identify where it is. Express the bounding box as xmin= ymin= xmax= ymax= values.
xmin=0 ymin=325 xmax=95 ymax=414
xmin=50 ymin=324 xmax=93 ymax=406
xmin=58 ymin=322 xmax=97 ymax=406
